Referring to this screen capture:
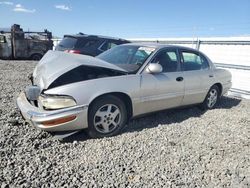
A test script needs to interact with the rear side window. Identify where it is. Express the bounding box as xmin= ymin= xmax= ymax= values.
xmin=100 ymin=41 xmax=118 ymax=51
xmin=59 ymin=37 xmax=77 ymax=48
xmin=84 ymin=39 xmax=98 ymax=47
xmin=76 ymin=39 xmax=98 ymax=48
xmin=182 ymin=51 xmax=209 ymax=71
